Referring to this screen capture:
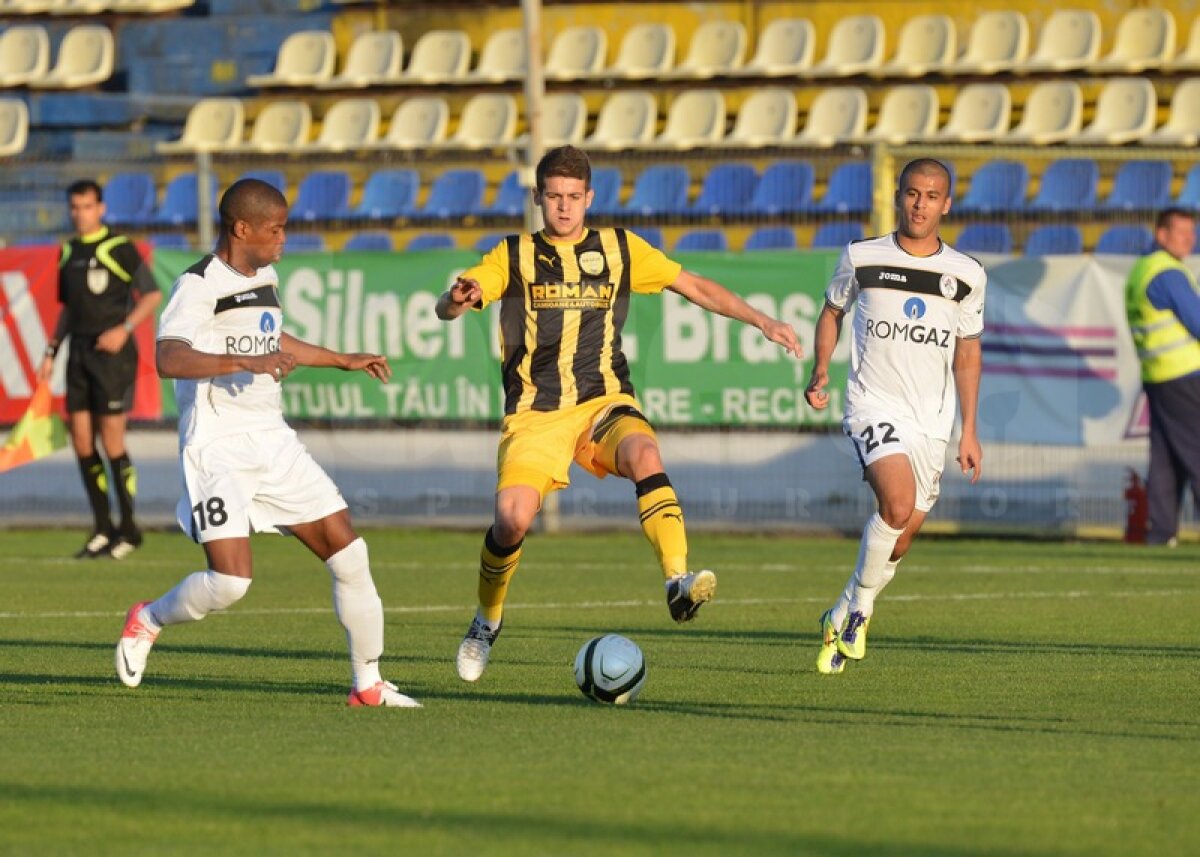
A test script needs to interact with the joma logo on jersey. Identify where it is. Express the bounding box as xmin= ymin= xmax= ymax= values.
xmin=225 ymin=334 xmax=280 ymax=354
xmin=879 ymin=271 xmax=907 ymax=283
xmin=530 ymin=282 xmax=612 ymax=310
xmin=865 ymin=319 xmax=952 ymax=348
